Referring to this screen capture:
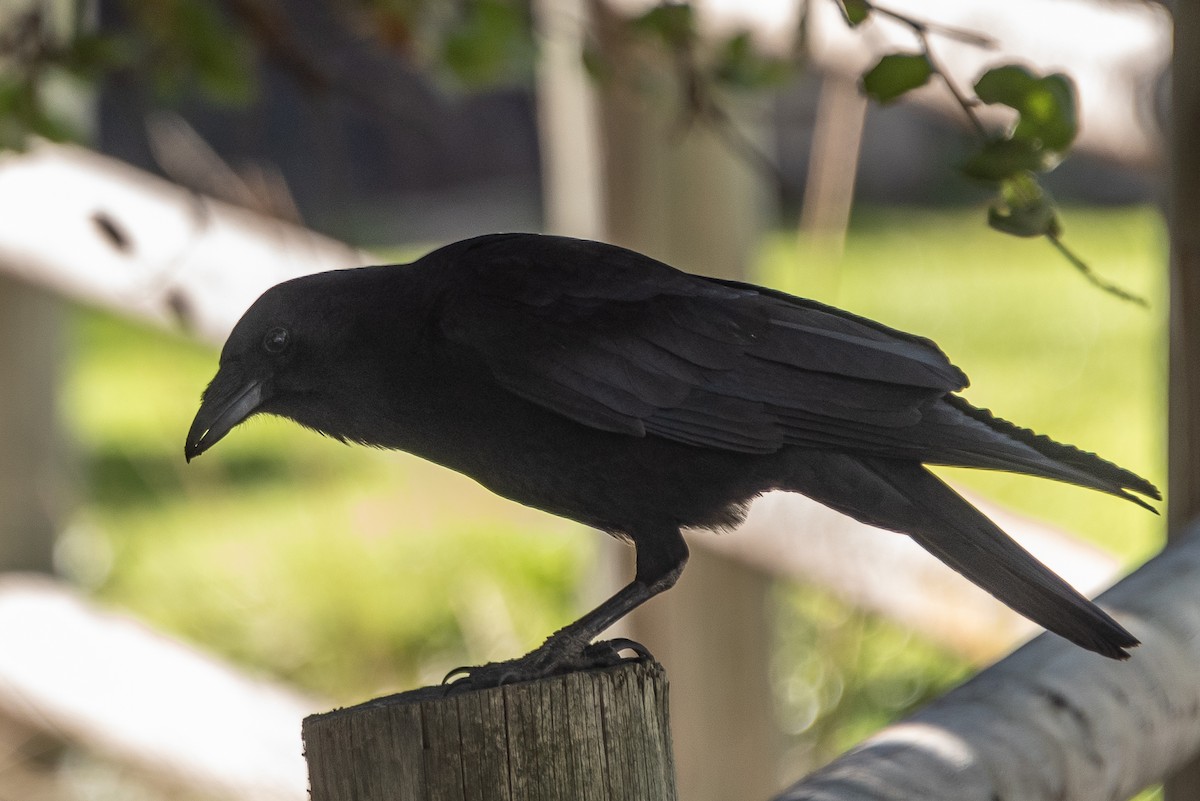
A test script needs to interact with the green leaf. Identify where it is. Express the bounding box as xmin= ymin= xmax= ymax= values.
xmin=61 ymin=33 xmax=137 ymax=78
xmin=974 ymin=64 xmax=1038 ymax=107
xmin=712 ymin=32 xmax=792 ymax=90
xmin=987 ymin=173 xmax=1061 ymax=238
xmin=581 ymin=45 xmax=611 ymax=83
xmin=861 ymin=53 xmax=932 ymax=104
xmin=0 ymin=79 xmax=34 ymax=151
xmin=441 ymin=0 xmax=534 ymax=87
xmin=129 ymin=0 xmax=257 ymax=104
xmin=175 ymin=0 xmax=255 ymax=102
xmin=0 ymin=76 xmax=81 ymax=150
xmin=974 ymin=65 xmax=1078 ymax=153
xmin=836 ymin=0 xmax=872 ymax=27
xmin=960 ymin=138 xmax=1046 ymax=182
xmin=632 ymin=3 xmax=696 ymax=48
xmin=1013 ymin=73 xmax=1077 ymax=151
